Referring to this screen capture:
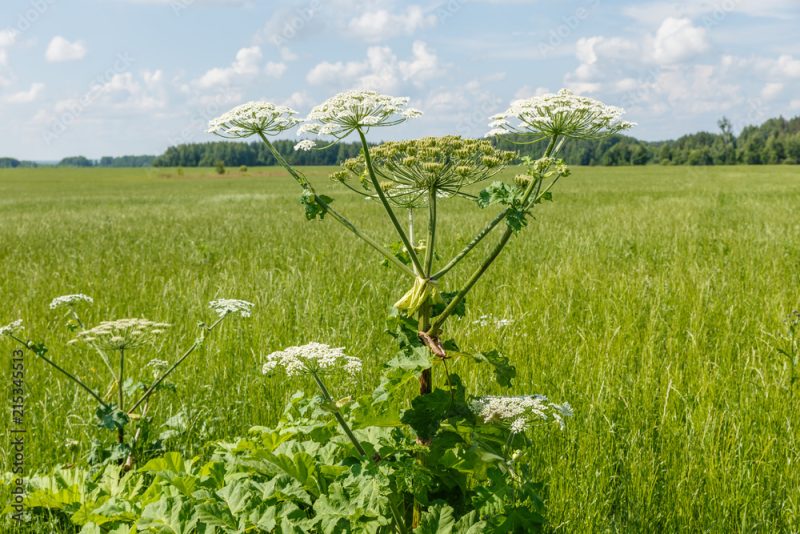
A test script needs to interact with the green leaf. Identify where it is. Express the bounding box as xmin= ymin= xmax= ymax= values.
xmin=433 ymin=292 xmax=467 ymax=318
xmin=96 ymin=405 xmax=129 ymax=431
xmin=300 ymin=191 xmax=332 ymax=220
xmin=136 ymin=494 xmax=198 ymax=534
xmin=416 ymin=504 xmax=455 ymax=534
xmin=401 ymin=389 xmax=451 ymax=441
xmin=471 ymin=350 xmax=516 ymax=388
